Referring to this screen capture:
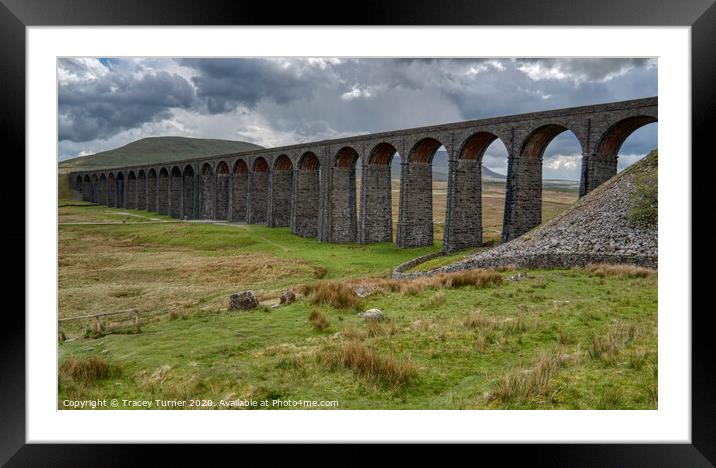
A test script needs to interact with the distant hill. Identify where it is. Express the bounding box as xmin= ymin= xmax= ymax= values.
xmin=58 ymin=136 xmax=264 ymax=172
